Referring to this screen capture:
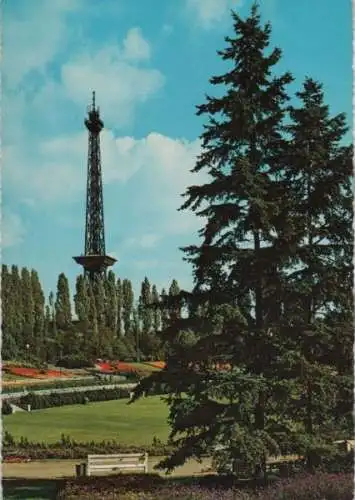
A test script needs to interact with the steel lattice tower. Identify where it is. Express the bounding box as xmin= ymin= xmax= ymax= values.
xmin=73 ymin=91 xmax=116 ymax=281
